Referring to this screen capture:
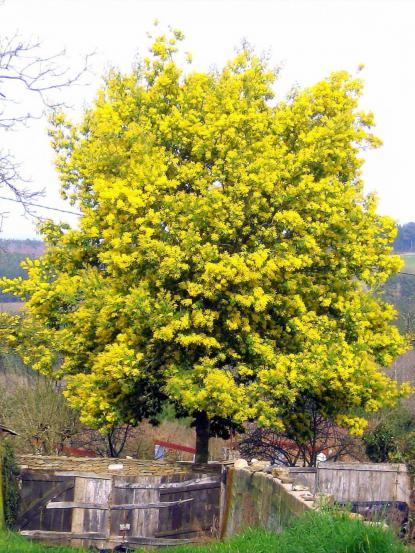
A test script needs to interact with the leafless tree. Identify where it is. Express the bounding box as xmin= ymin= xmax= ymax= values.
xmin=0 ymin=27 xmax=92 ymax=212
xmin=239 ymin=411 xmax=361 ymax=467
xmin=0 ymin=376 xmax=80 ymax=454
xmin=71 ymin=424 xmax=135 ymax=458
